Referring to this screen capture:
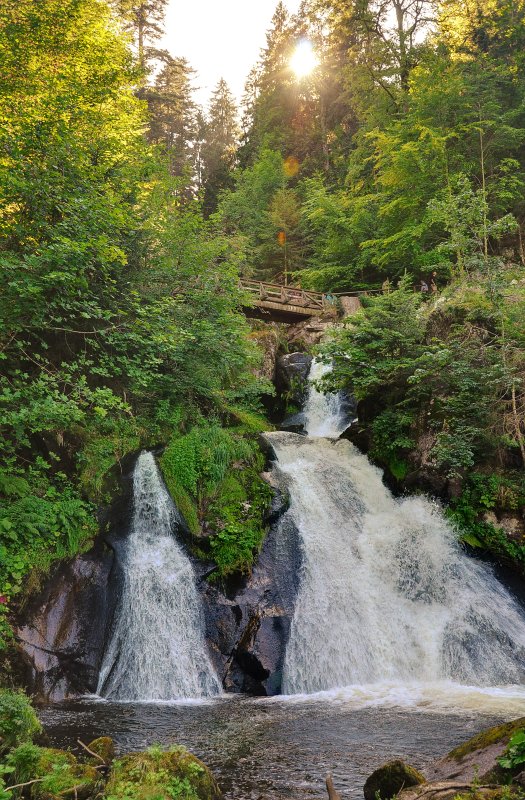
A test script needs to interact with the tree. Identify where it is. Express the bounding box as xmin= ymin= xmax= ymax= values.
xmin=201 ymin=79 xmax=239 ymax=215
xmin=112 ymin=0 xmax=169 ymax=72
xmin=148 ymin=56 xmax=199 ymax=188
